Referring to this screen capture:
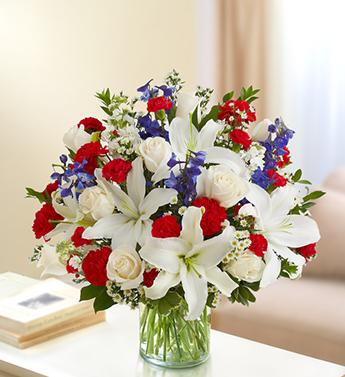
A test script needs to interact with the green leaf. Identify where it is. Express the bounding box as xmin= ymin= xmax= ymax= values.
xmin=191 ymin=105 xmax=199 ymax=127
xmin=222 ymin=91 xmax=234 ymax=102
xmin=206 ymin=292 xmax=216 ymax=308
xmin=93 ymin=289 xmax=115 ymax=312
xmin=303 ymin=190 xmax=326 ymax=202
xmin=167 ymin=105 xmax=177 ymax=123
xmin=292 ymin=169 xmax=302 ymax=182
xmin=80 ymin=284 xmax=105 ymax=301
xmin=25 ymin=187 xmax=47 ymax=203
xmin=198 ymin=105 xmax=219 ymax=130
xmin=299 ymin=179 xmax=312 ymax=185
xmin=153 ymin=291 xmax=182 ymax=316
